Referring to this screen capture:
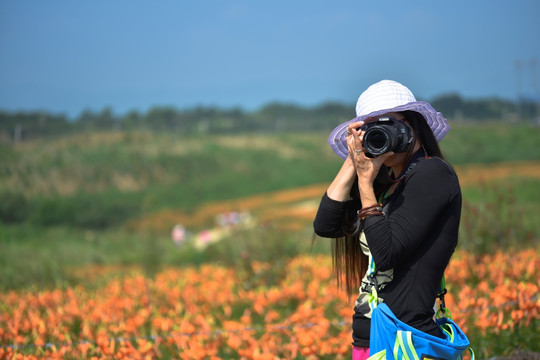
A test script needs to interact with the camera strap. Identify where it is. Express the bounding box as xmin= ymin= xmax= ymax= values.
xmin=389 ymin=148 xmax=425 ymax=183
